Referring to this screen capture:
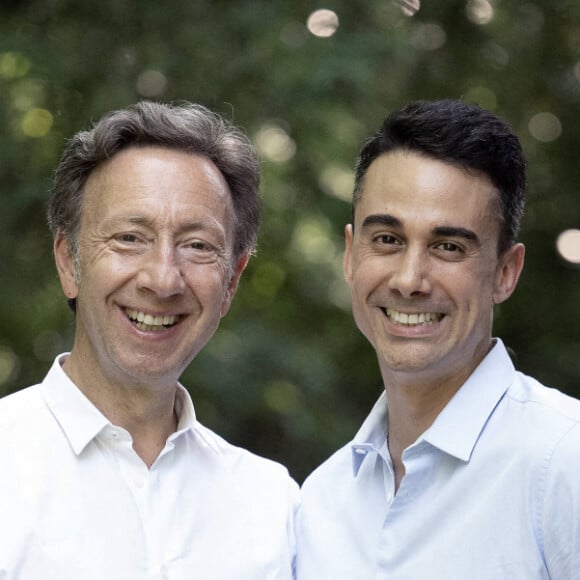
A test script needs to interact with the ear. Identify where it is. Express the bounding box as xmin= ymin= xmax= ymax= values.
xmin=220 ymin=252 xmax=250 ymax=317
xmin=54 ymin=231 xmax=79 ymax=300
xmin=493 ymin=243 xmax=525 ymax=304
xmin=343 ymin=224 xmax=354 ymax=287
